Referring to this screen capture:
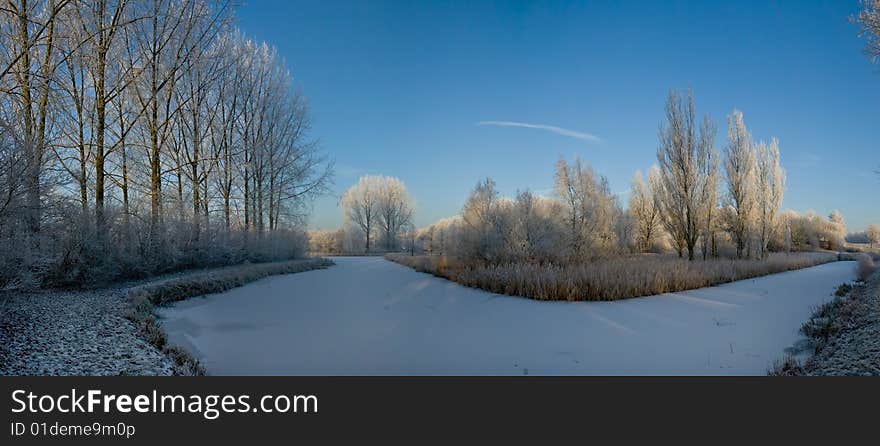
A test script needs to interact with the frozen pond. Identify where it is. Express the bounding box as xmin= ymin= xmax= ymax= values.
xmin=158 ymin=257 xmax=854 ymax=375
